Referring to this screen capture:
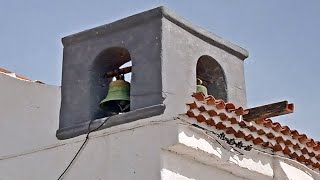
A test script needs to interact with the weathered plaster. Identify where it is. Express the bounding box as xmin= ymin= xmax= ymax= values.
xmin=58 ymin=6 xmax=248 ymax=139
xmin=0 ymin=73 xmax=61 ymax=158
xmin=0 ymin=76 xmax=318 ymax=180
xmin=2 ymin=6 xmax=318 ymax=180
